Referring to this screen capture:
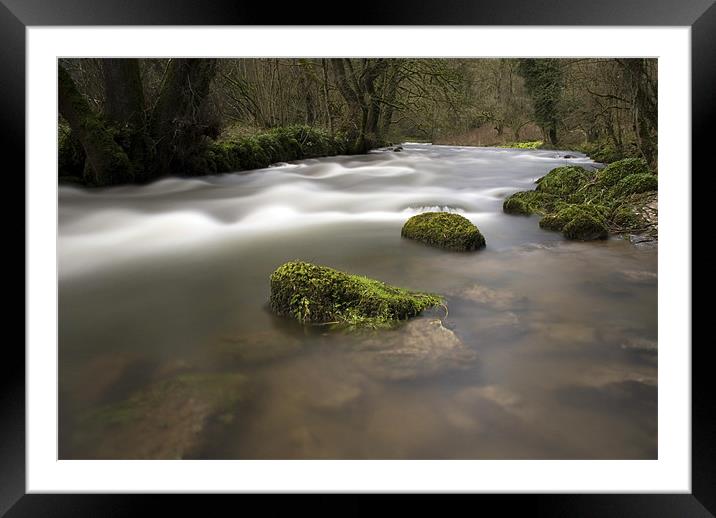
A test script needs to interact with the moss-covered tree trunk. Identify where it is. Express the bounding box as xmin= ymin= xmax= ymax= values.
xmin=149 ymin=58 xmax=218 ymax=176
xmin=102 ymin=59 xmax=151 ymax=181
xmin=329 ymin=58 xmax=389 ymax=153
xmin=58 ymin=64 xmax=134 ymax=186
xmin=619 ymin=59 xmax=658 ymax=170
